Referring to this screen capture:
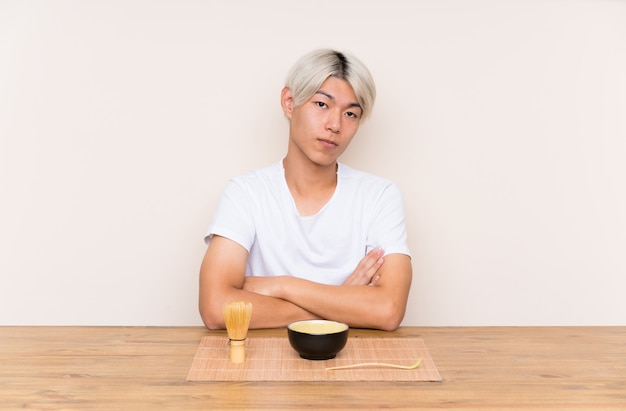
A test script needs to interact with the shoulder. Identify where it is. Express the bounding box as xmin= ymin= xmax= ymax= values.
xmin=337 ymin=163 xmax=404 ymax=207
xmin=227 ymin=161 xmax=283 ymax=190
xmin=338 ymin=162 xmax=396 ymax=189
xmin=232 ymin=161 xmax=281 ymax=182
